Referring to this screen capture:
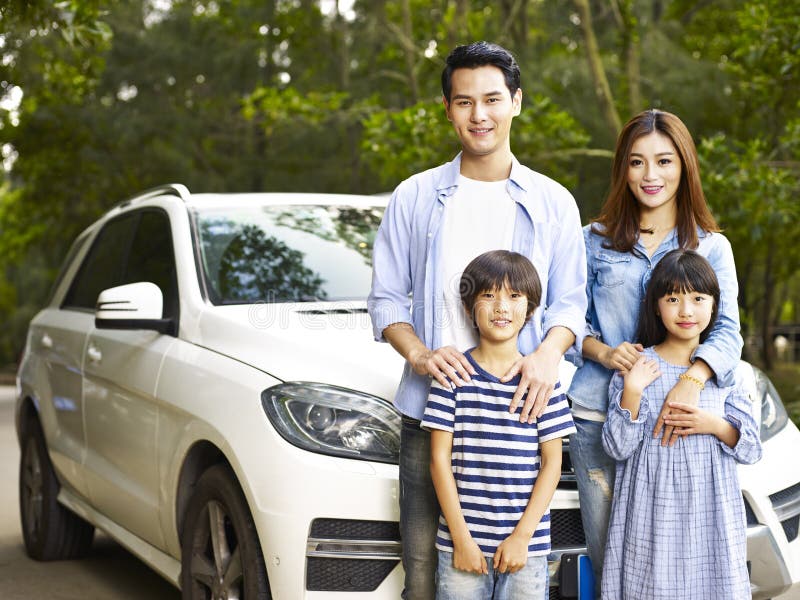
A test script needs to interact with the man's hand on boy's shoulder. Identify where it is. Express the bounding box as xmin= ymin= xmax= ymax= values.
xmin=502 ymin=346 xmax=561 ymax=424
xmin=410 ymin=345 xmax=476 ymax=389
